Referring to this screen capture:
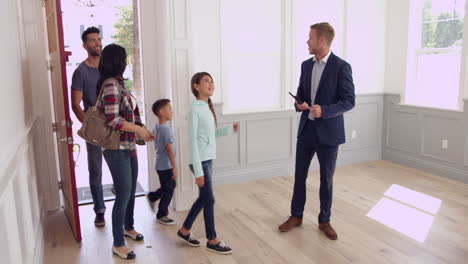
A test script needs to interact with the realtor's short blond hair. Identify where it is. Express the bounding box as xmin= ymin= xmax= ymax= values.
xmin=310 ymin=22 xmax=335 ymax=46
